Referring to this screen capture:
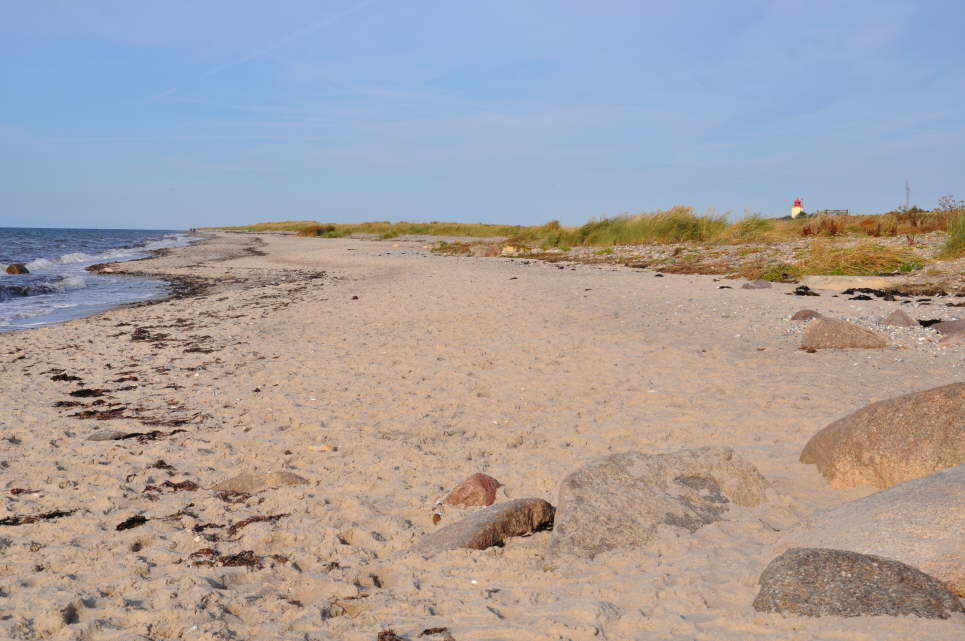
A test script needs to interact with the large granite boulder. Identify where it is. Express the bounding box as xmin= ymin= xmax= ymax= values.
xmin=800 ymin=383 xmax=965 ymax=488
xmin=800 ymin=318 xmax=888 ymax=350
xmin=548 ymin=447 xmax=768 ymax=559
xmin=780 ymin=465 xmax=965 ymax=596
xmin=754 ymin=547 xmax=964 ymax=618
xmin=414 ymin=498 xmax=555 ymax=555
